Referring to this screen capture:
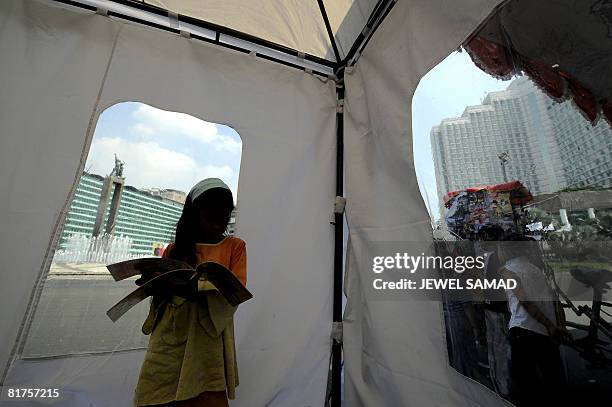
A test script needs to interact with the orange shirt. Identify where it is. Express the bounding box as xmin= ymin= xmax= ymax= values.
xmin=164 ymin=236 xmax=247 ymax=286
